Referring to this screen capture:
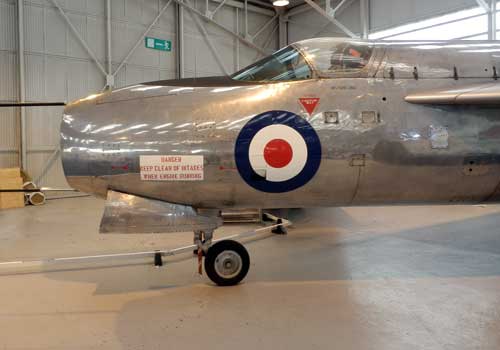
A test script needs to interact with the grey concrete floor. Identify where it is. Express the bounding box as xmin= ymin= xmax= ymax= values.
xmin=1 ymin=197 xmax=500 ymax=349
